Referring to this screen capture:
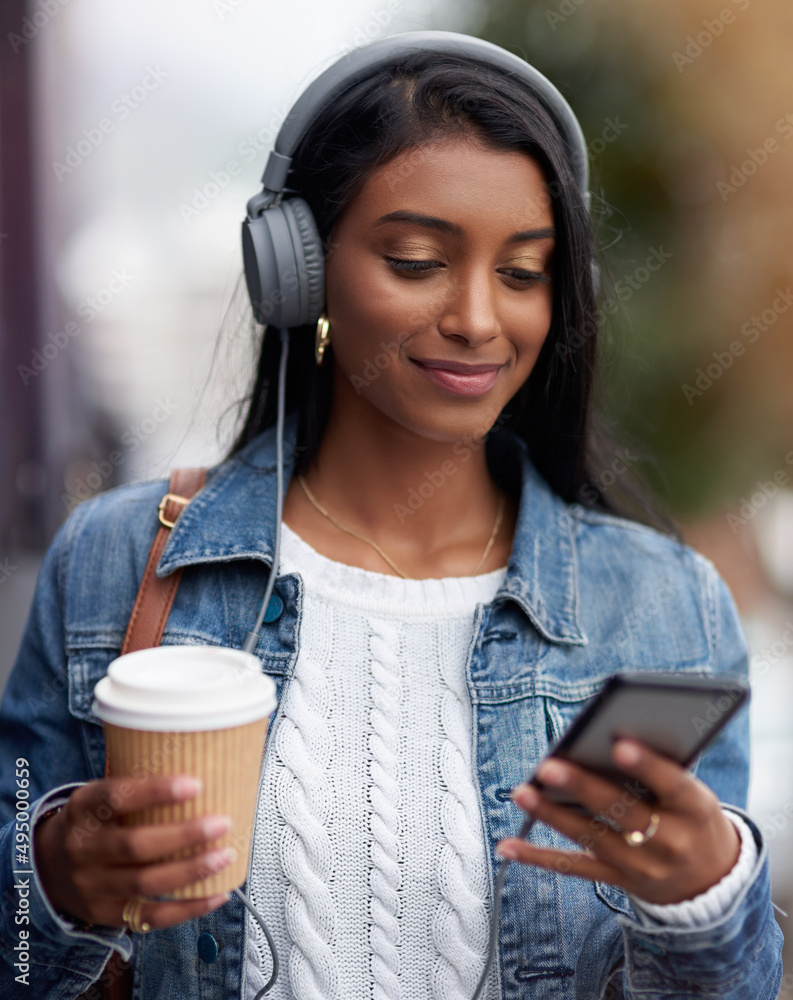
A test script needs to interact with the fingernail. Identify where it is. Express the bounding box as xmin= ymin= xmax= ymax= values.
xmin=536 ymin=759 xmax=568 ymax=786
xmin=201 ymin=815 xmax=232 ymax=839
xmin=171 ymin=776 xmax=203 ymax=799
xmin=207 ymin=893 xmax=231 ymax=908
xmin=613 ymin=741 xmax=641 ymax=766
xmin=511 ymin=783 xmax=539 ymax=810
xmin=206 ymin=847 xmax=236 ymax=871
xmin=496 ymin=842 xmax=518 ymax=859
